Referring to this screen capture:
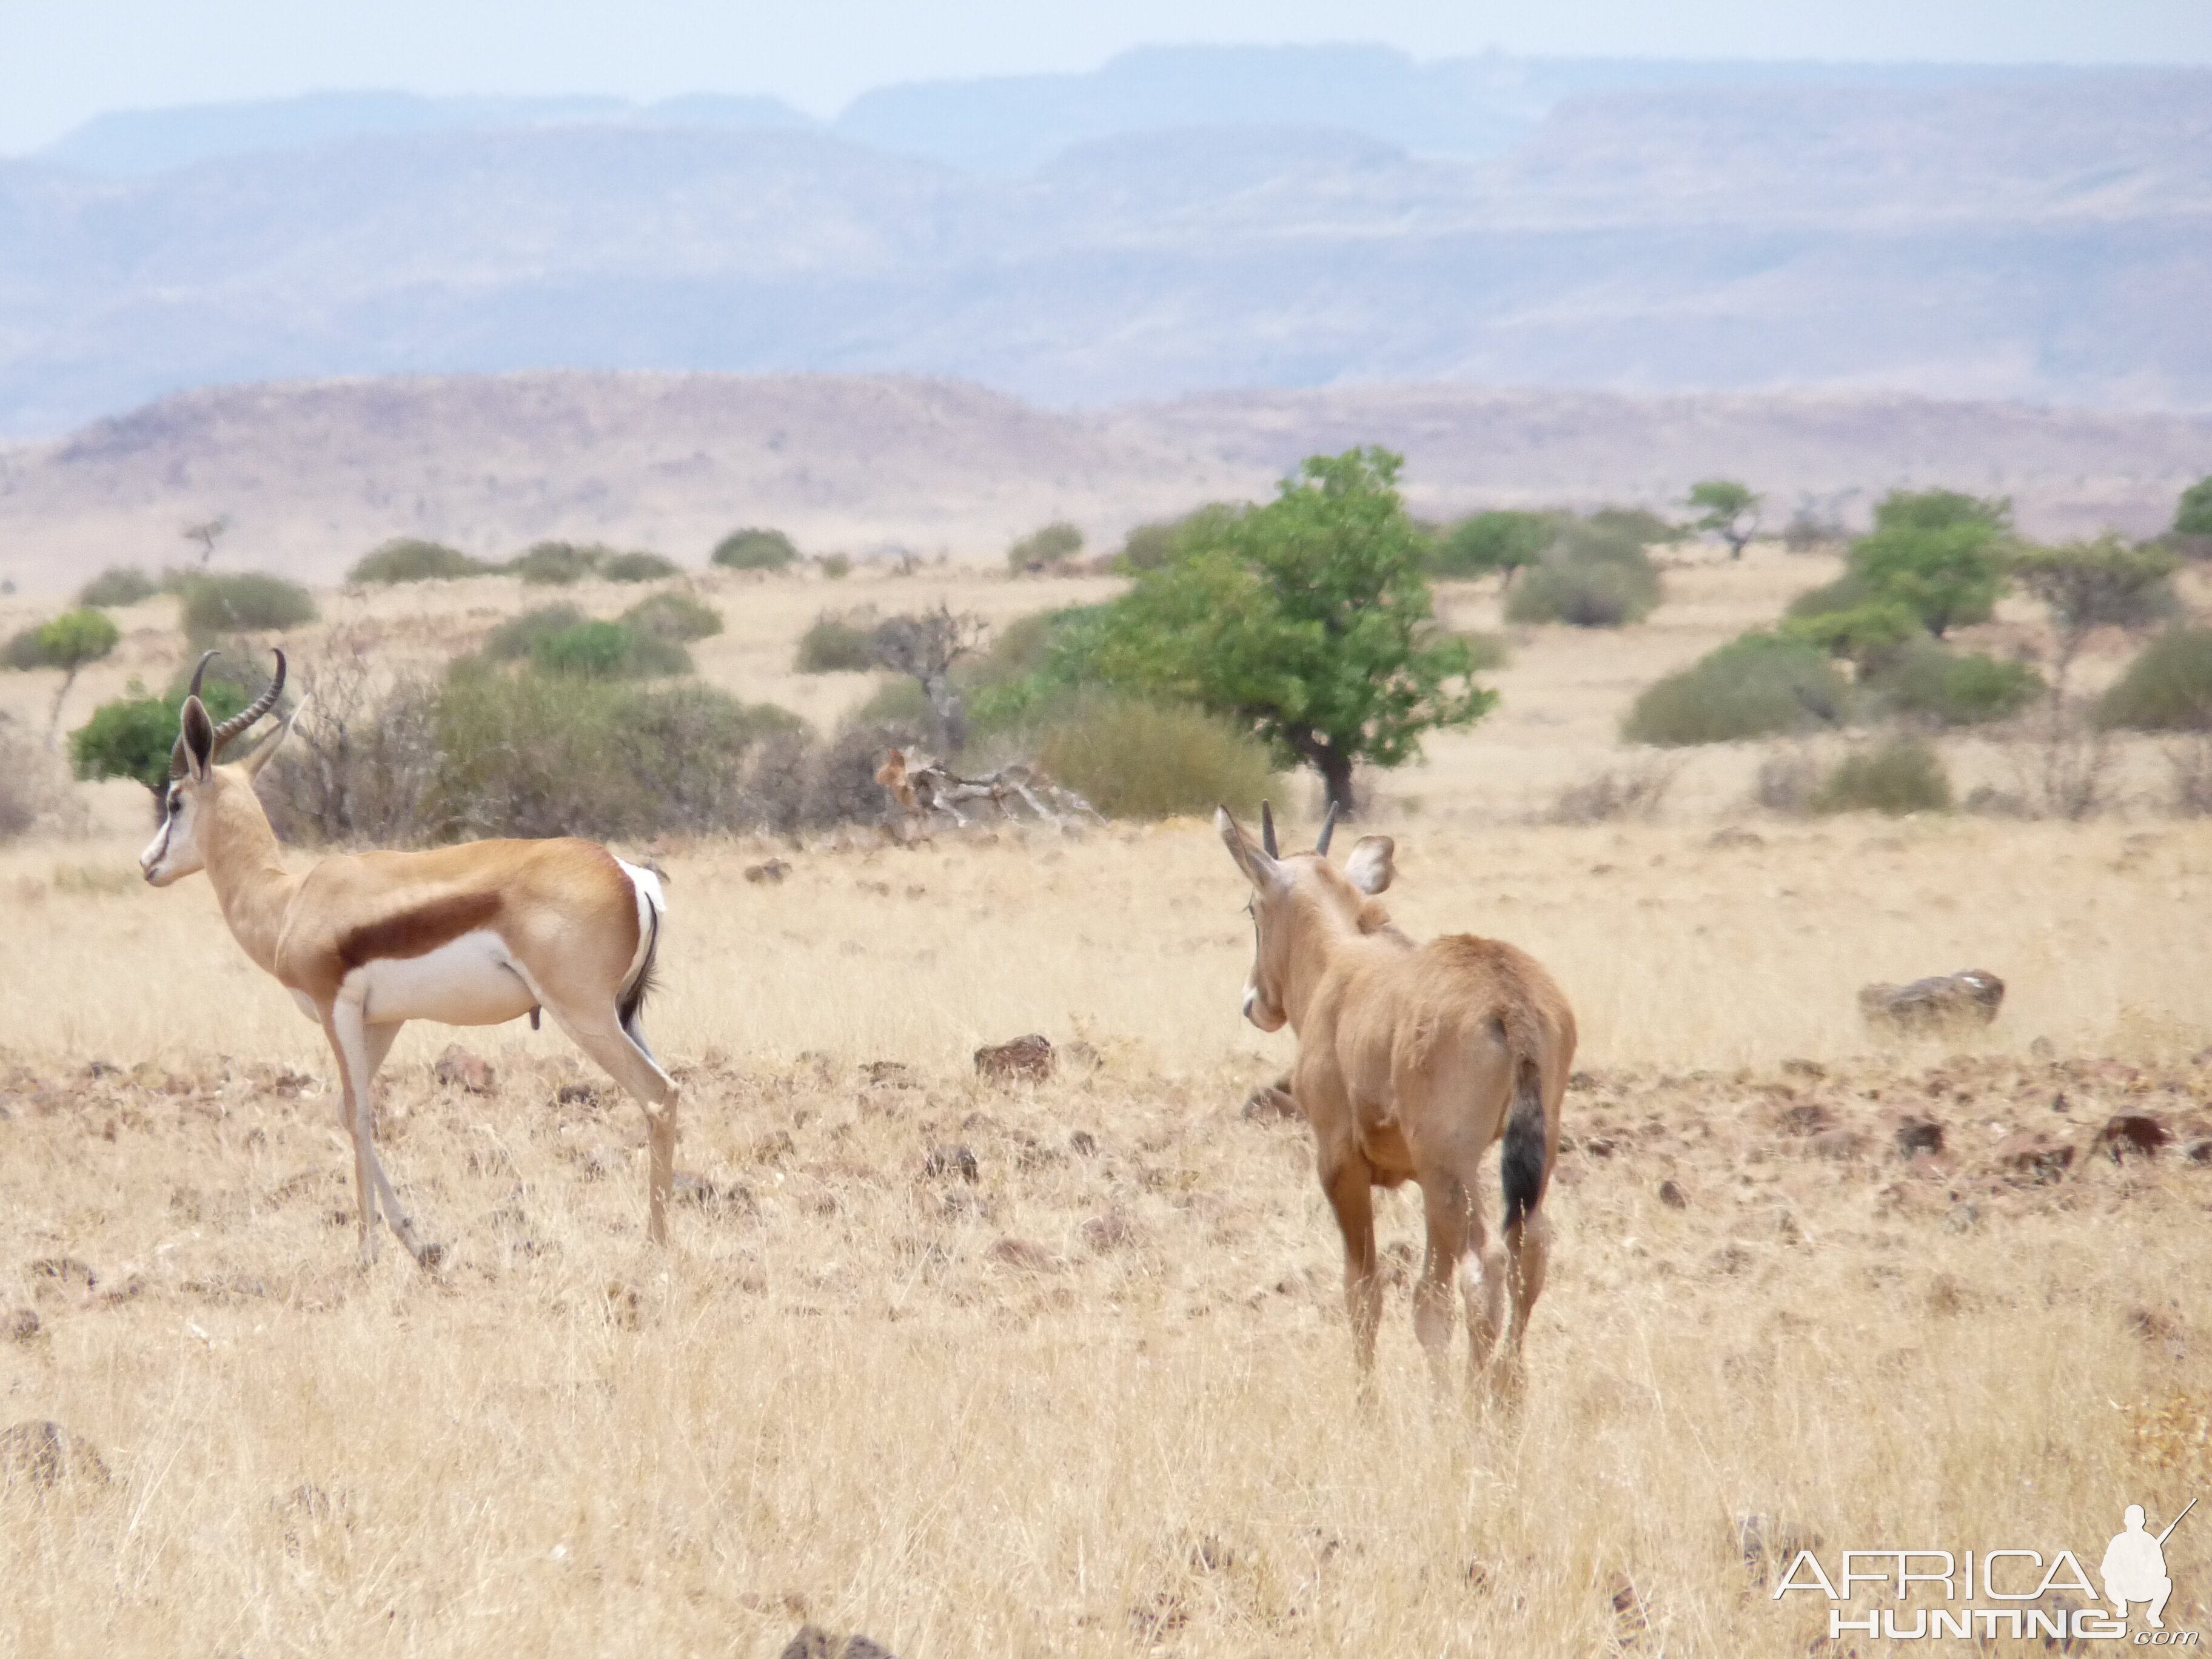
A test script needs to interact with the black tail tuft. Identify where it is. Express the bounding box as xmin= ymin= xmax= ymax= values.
xmin=618 ymin=901 xmax=660 ymax=1032
xmin=1501 ymin=1057 xmax=1548 ymax=1230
